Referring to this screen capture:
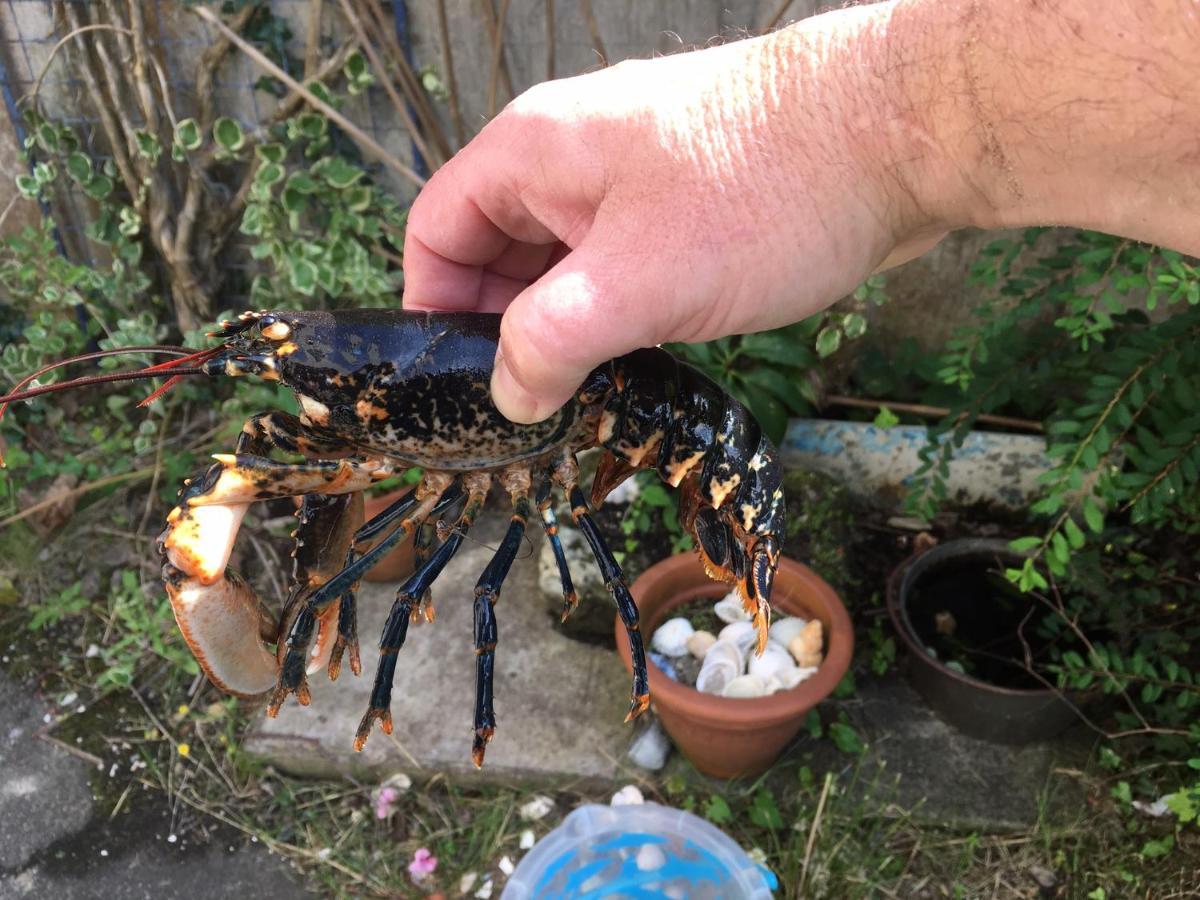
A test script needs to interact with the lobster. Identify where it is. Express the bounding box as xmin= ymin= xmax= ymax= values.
xmin=0 ymin=309 xmax=785 ymax=767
